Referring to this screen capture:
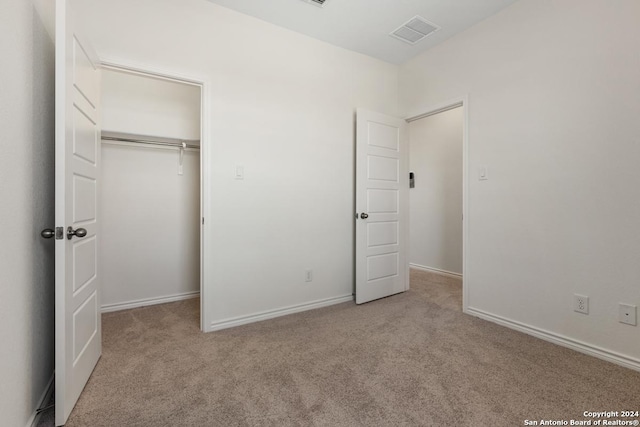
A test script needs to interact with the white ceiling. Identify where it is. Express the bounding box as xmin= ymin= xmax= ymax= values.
xmin=205 ymin=0 xmax=519 ymax=64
